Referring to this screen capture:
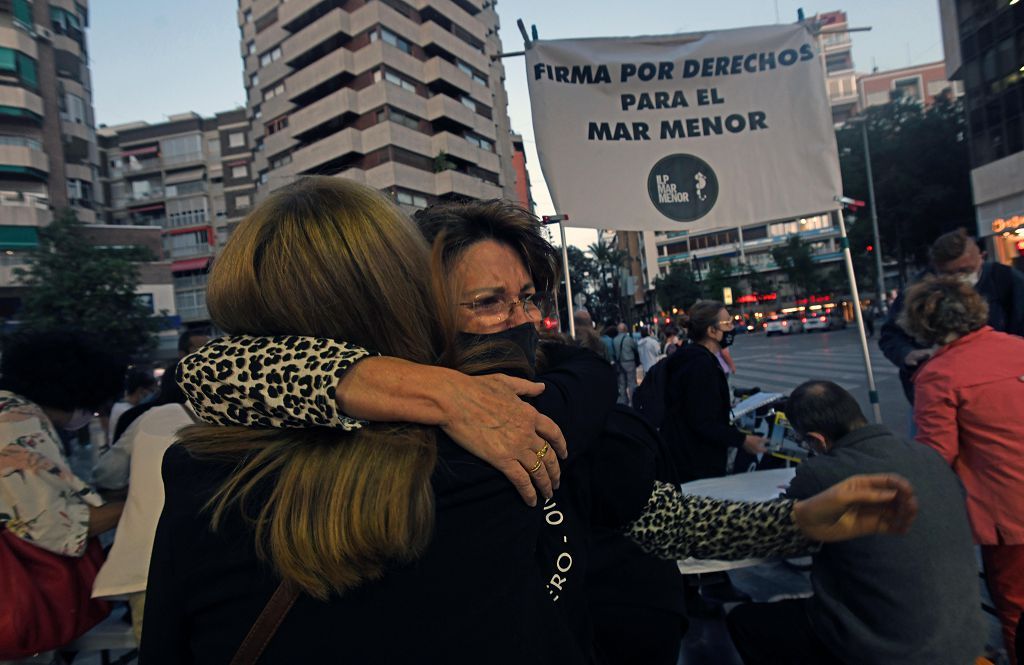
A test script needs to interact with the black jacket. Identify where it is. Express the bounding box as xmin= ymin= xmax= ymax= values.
xmin=879 ymin=262 xmax=1024 ymax=401
xmin=659 ymin=344 xmax=745 ymax=482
